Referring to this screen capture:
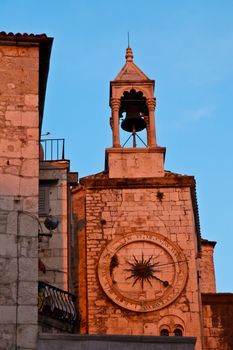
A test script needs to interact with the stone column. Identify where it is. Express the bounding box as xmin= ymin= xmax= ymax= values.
xmin=147 ymin=98 xmax=157 ymax=147
xmin=111 ymin=98 xmax=121 ymax=148
xmin=144 ymin=116 xmax=150 ymax=147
